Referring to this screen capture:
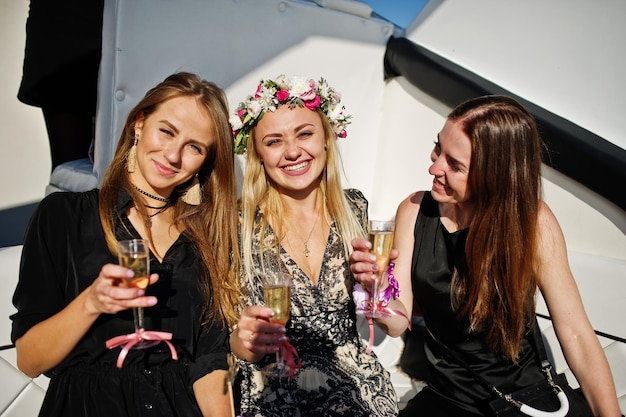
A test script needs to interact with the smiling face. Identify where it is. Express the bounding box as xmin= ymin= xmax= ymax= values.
xmin=130 ymin=95 xmax=215 ymax=198
xmin=428 ymin=119 xmax=473 ymax=206
xmin=253 ymin=105 xmax=327 ymax=198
